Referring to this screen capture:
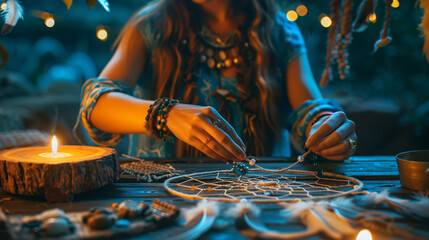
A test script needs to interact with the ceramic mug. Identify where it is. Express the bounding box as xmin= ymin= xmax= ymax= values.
xmin=396 ymin=150 xmax=429 ymax=192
